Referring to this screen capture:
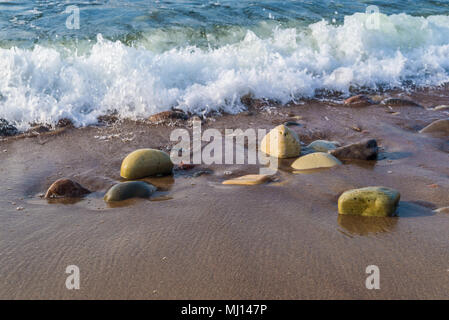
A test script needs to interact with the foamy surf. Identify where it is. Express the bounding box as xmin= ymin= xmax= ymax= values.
xmin=2 ymin=12 xmax=449 ymax=129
